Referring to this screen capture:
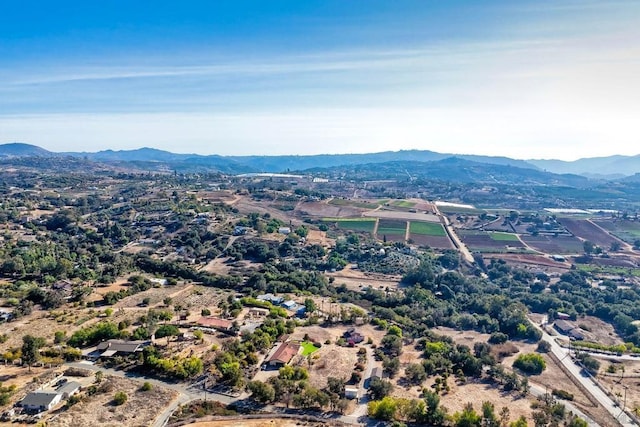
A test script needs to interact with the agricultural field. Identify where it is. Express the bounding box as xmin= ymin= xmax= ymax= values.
xmin=322 ymin=217 xmax=376 ymax=233
xmin=391 ymin=200 xmax=416 ymax=208
xmin=489 ymin=231 xmax=520 ymax=241
xmin=409 ymin=221 xmax=446 ymax=236
xmin=328 ymin=198 xmax=382 ymax=209
xmin=458 ymin=230 xmax=525 ymax=252
xmin=409 ymin=221 xmax=454 ymax=248
xmin=521 ymin=235 xmax=585 ymax=254
xmin=593 ymin=218 xmax=640 ymax=244
xmin=558 ymin=218 xmax=623 ymax=248
xmin=376 ymin=218 xmax=407 ymax=242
